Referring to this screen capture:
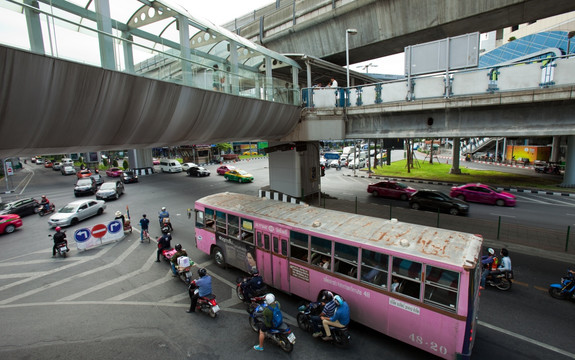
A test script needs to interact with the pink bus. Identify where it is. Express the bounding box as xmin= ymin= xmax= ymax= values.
xmin=194 ymin=193 xmax=482 ymax=359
